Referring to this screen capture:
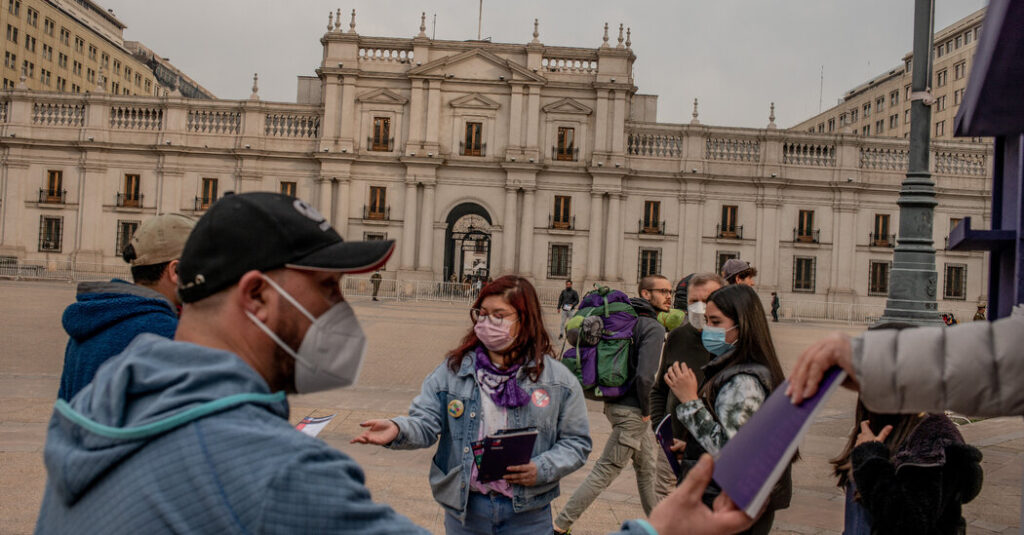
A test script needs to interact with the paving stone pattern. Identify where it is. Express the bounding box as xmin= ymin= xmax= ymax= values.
xmin=0 ymin=281 xmax=1019 ymax=534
